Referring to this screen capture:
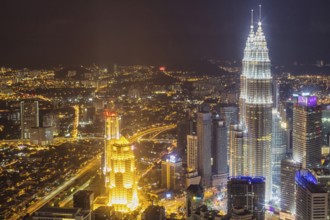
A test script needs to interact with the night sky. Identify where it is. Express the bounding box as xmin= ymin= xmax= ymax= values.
xmin=0 ymin=0 xmax=330 ymax=68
